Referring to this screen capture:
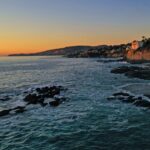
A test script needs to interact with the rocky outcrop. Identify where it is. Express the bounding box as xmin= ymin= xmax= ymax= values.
xmin=126 ymin=49 xmax=150 ymax=63
xmin=126 ymin=39 xmax=150 ymax=63
xmin=0 ymin=109 xmax=11 ymax=117
xmin=108 ymin=91 xmax=150 ymax=109
xmin=111 ymin=66 xmax=150 ymax=80
xmin=0 ymin=85 xmax=68 ymax=117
